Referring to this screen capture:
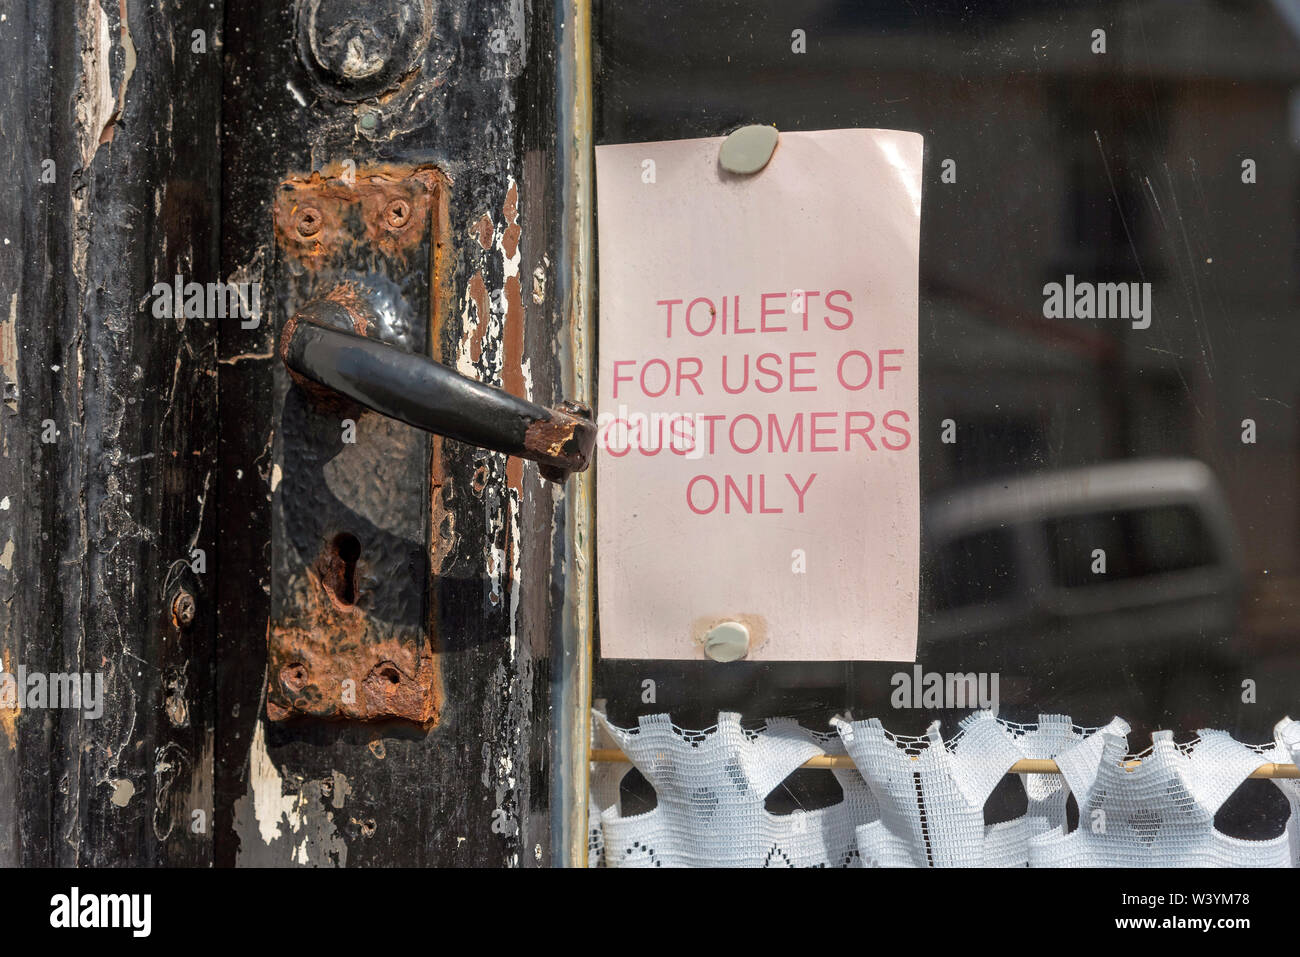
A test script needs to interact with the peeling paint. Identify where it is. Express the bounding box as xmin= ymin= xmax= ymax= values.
xmin=498 ymin=181 xmax=526 ymax=667
xmin=1 ymin=293 xmax=18 ymax=416
xmin=451 ymin=176 xmax=532 ymax=843
xmin=76 ymin=0 xmax=116 ymax=168
xmin=243 ymin=719 xmax=299 ymax=846
xmin=232 ymin=722 xmax=352 ymax=866
xmin=110 ymin=0 xmax=136 ymax=145
xmin=531 ymin=264 xmax=546 ymax=305
xmin=163 ymin=671 xmax=189 ymax=728
xmin=499 ymin=180 xmax=527 ymax=496
xmin=328 ymin=771 xmax=352 ymax=810
xmin=107 ymin=778 xmax=135 ymax=807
